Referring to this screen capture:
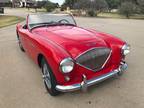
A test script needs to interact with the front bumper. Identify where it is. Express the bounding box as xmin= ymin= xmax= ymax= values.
xmin=56 ymin=62 xmax=128 ymax=92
